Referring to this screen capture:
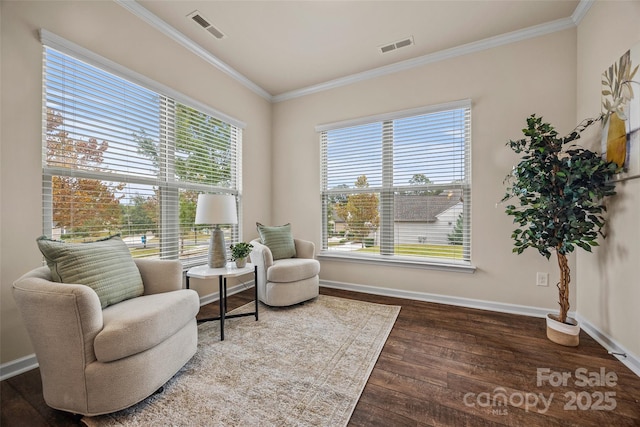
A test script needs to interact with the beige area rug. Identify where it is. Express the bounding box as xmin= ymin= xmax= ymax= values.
xmin=82 ymin=295 xmax=400 ymax=427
